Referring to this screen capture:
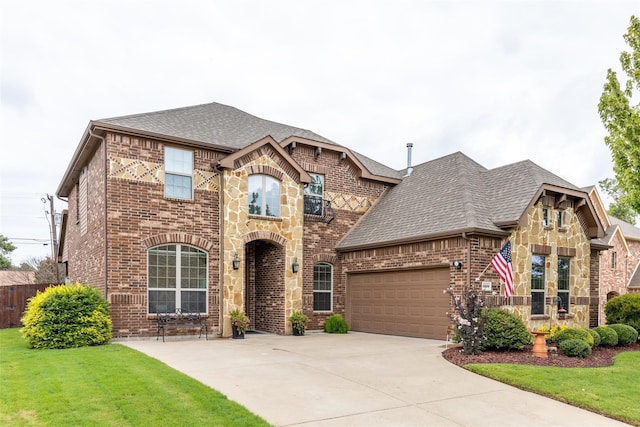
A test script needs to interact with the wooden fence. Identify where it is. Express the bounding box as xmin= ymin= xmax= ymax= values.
xmin=0 ymin=284 xmax=51 ymax=328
